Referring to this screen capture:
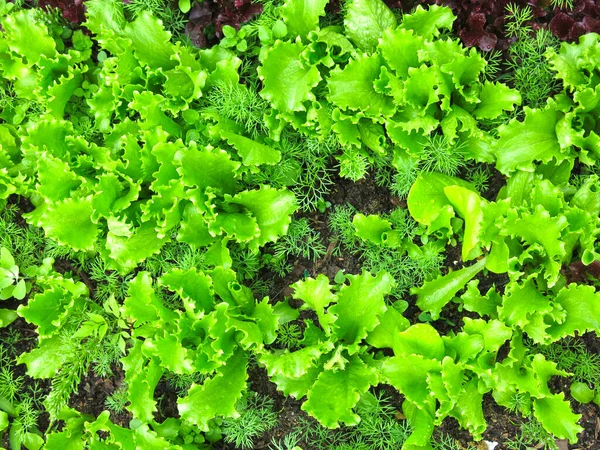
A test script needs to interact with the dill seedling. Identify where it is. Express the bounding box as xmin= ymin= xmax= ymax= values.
xmin=0 ymin=366 xmax=24 ymax=404
xmin=337 ymin=149 xmax=369 ymax=182
xmin=482 ymin=49 xmax=503 ymax=81
xmin=272 ymin=218 xmax=326 ymax=264
xmin=231 ymin=246 xmax=261 ymax=281
xmin=276 ymin=322 xmax=303 ymax=348
xmin=419 ymin=135 xmax=467 ymax=176
xmin=123 ymin=0 xmax=187 ymax=37
xmin=467 ymin=165 xmax=492 ymax=193
xmin=329 ymin=203 xmax=361 ymax=253
xmin=164 ymin=371 xmax=204 ymax=395
xmin=270 ymin=431 xmax=303 ymax=450
xmin=105 ymin=384 xmax=129 ymax=414
xmin=506 ymin=419 xmax=558 ymax=450
xmin=222 ymin=393 xmax=279 ymax=450
xmin=390 ymin=155 xmax=419 ymax=199
xmin=506 ymin=28 xmax=560 ymax=108
xmin=505 ymin=4 xmax=534 ymax=38
xmin=206 ymin=80 xmax=269 ymax=138
xmin=551 ymin=0 xmax=573 ymax=9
